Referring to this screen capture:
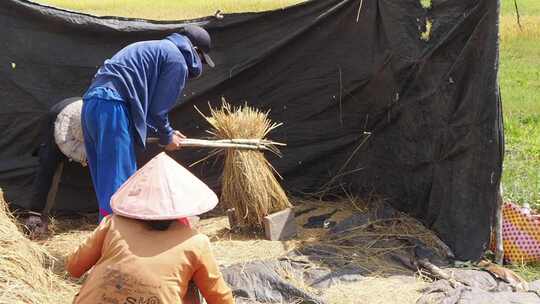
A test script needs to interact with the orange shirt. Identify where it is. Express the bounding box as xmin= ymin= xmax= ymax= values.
xmin=66 ymin=215 xmax=234 ymax=304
